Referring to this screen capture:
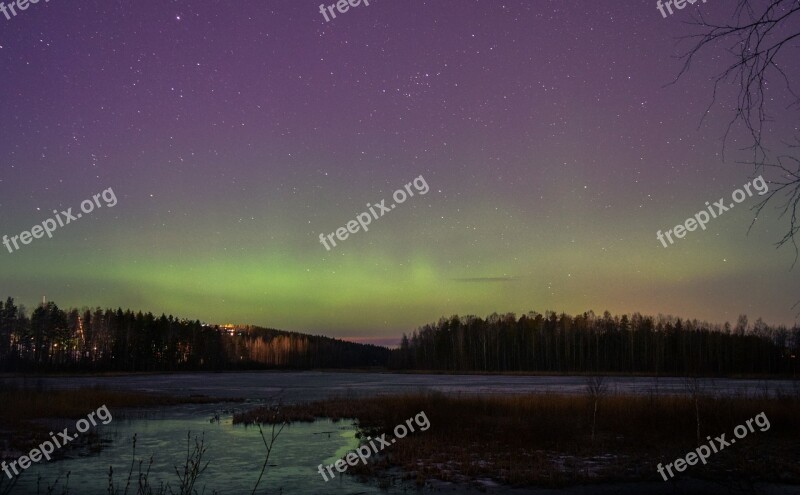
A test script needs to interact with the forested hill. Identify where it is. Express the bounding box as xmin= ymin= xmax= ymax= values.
xmin=2 ymin=297 xmax=796 ymax=375
xmin=389 ymin=311 xmax=799 ymax=375
xmin=0 ymin=297 xmax=389 ymax=372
